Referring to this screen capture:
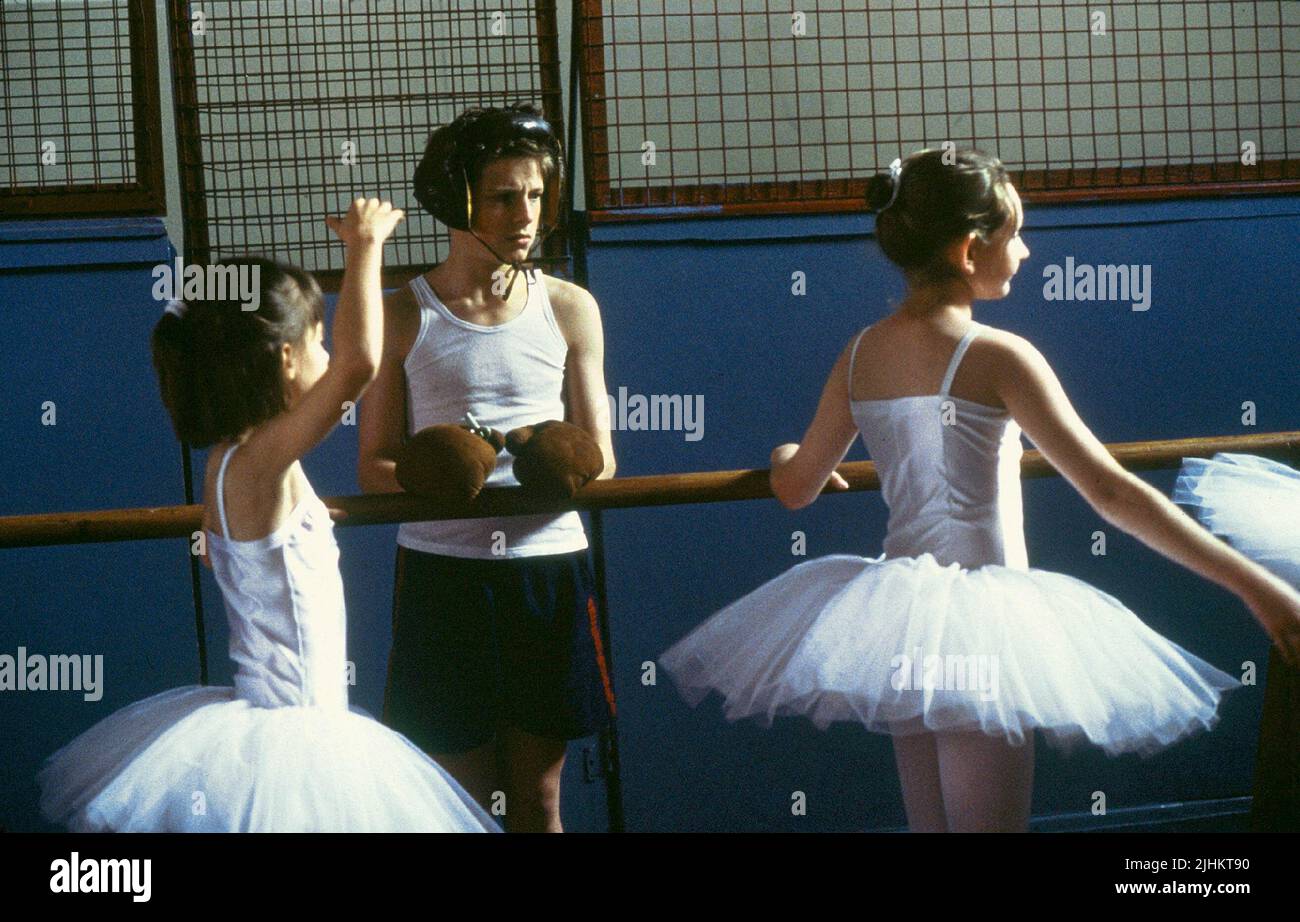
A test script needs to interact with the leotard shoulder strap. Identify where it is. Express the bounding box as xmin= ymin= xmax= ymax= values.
xmin=214 ymin=443 xmax=239 ymax=540
xmin=939 ymin=322 xmax=983 ymax=396
xmin=846 ymin=326 xmax=870 ymax=404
